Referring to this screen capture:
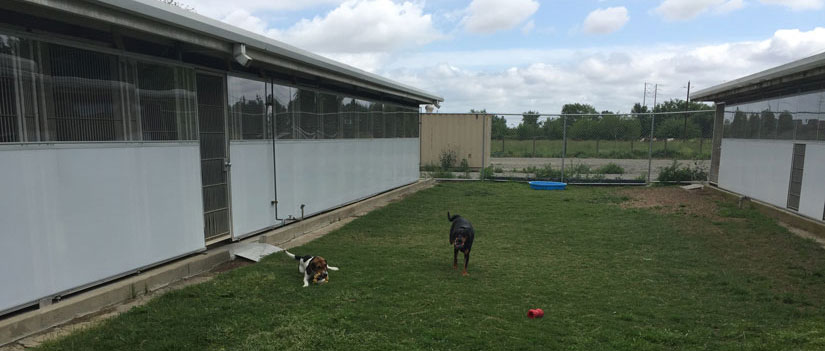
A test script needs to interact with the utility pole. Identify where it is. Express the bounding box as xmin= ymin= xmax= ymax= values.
xmin=683 ymin=81 xmax=690 ymax=140
xmin=647 ymin=84 xmax=658 ymax=183
xmin=642 ymin=82 xmax=648 ymax=108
